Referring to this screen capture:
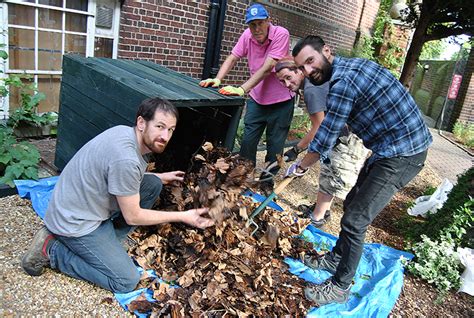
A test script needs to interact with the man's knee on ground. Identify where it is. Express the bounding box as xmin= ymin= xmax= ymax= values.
xmin=141 ymin=174 xmax=163 ymax=202
xmin=109 ymin=268 xmax=140 ymax=293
